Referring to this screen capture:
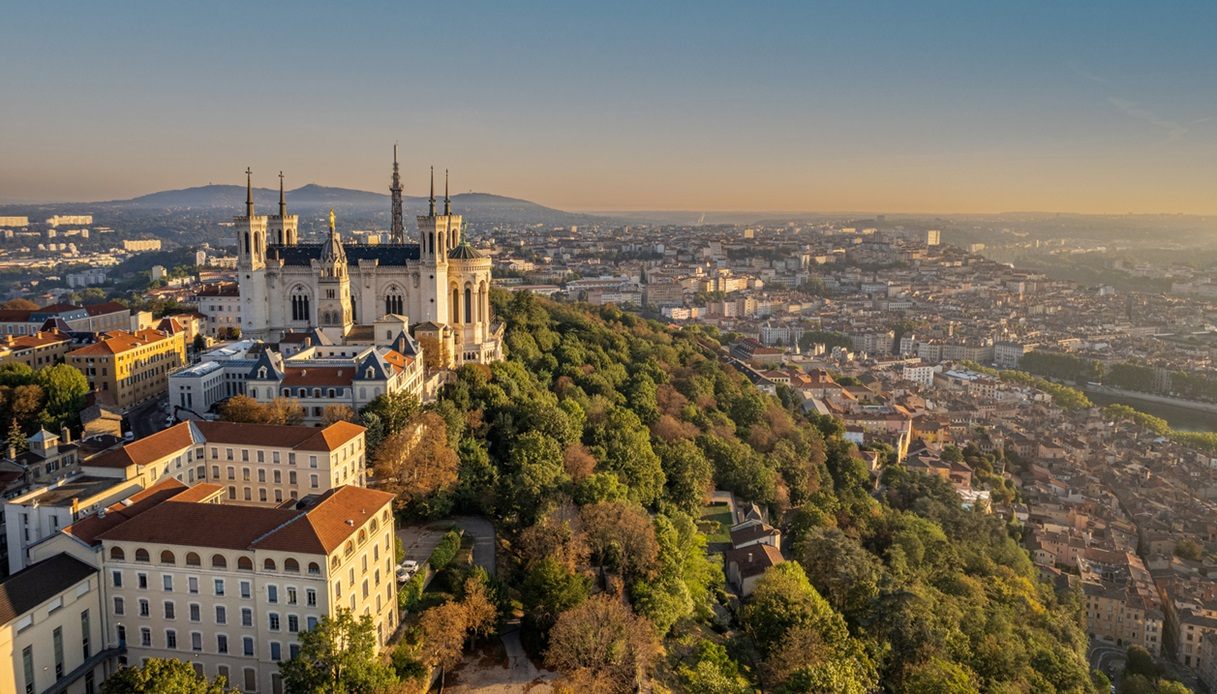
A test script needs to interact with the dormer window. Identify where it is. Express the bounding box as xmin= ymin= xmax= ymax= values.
xmin=366 ymin=368 xmax=374 ymax=379
xmin=258 ymin=367 xmax=266 ymax=379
